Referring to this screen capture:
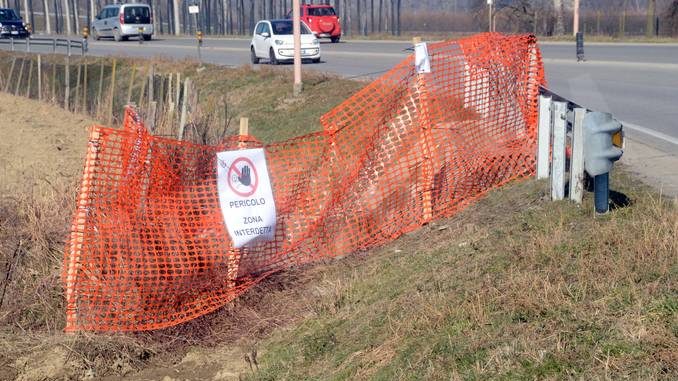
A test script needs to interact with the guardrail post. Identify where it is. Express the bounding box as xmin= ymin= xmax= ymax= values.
xmin=67 ymin=40 xmax=71 ymax=57
xmin=26 ymin=37 xmax=30 ymax=53
xmin=550 ymin=101 xmax=567 ymax=200
xmin=81 ymin=39 xmax=86 ymax=56
xmin=536 ymin=95 xmax=552 ymax=179
xmin=569 ymin=108 xmax=586 ymax=203
xmin=10 ymin=38 xmax=14 ymax=51
xmin=52 ymin=38 xmax=56 ymax=53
